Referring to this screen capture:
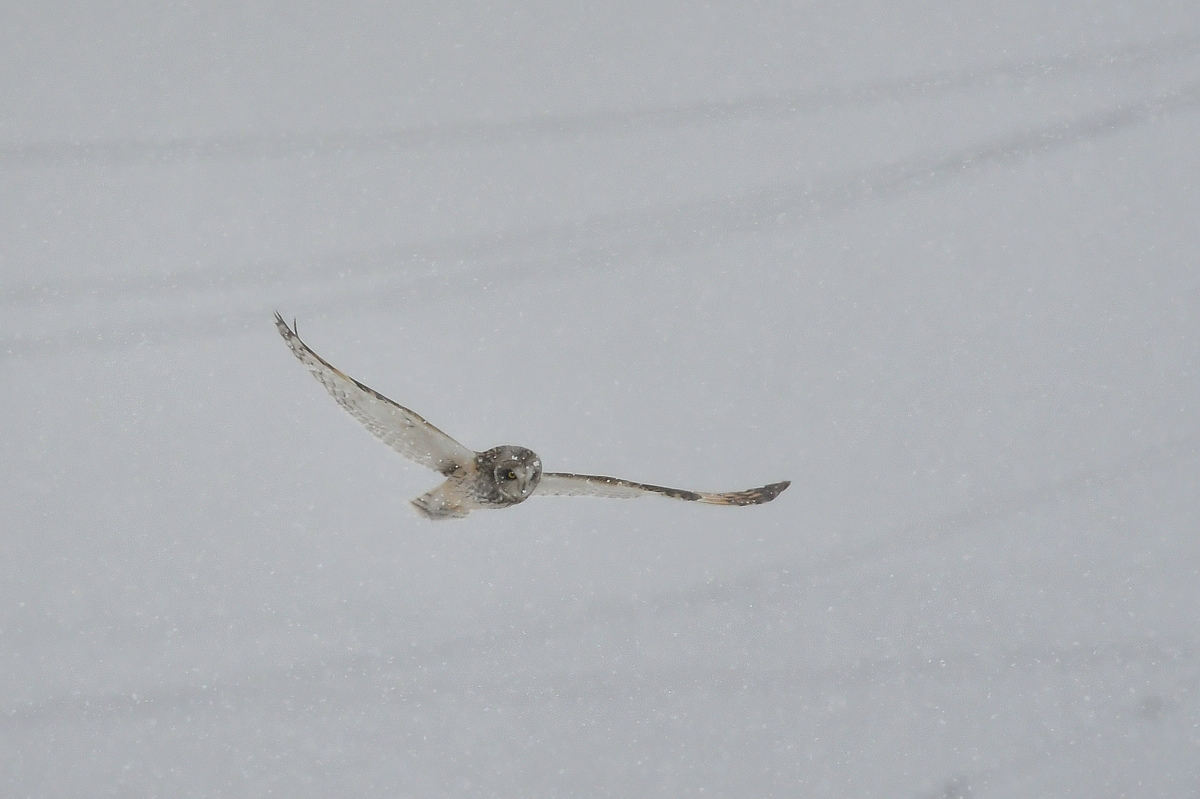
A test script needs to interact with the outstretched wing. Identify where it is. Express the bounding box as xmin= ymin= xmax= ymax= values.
xmin=534 ymin=473 xmax=789 ymax=506
xmin=274 ymin=313 xmax=475 ymax=476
